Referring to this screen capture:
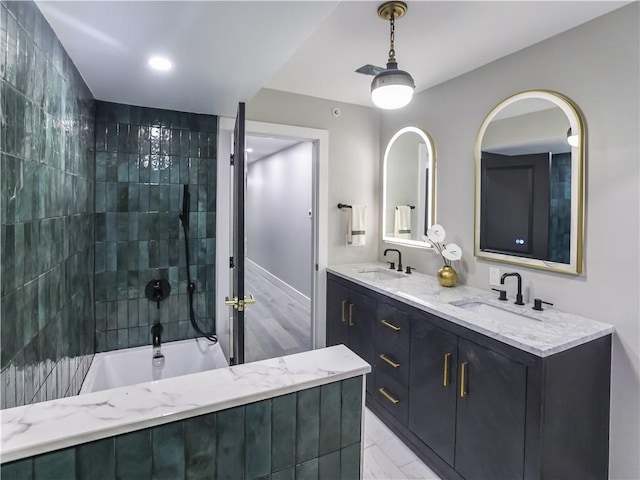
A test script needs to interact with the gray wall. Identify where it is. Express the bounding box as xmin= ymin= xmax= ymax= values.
xmin=380 ymin=4 xmax=639 ymax=478
xmin=1 ymin=0 xmax=95 ymax=408
xmin=247 ymin=90 xmax=381 ymax=266
xmin=246 ymin=142 xmax=313 ymax=298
